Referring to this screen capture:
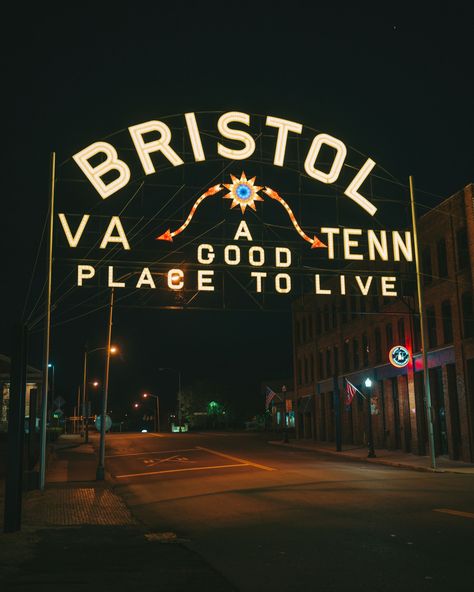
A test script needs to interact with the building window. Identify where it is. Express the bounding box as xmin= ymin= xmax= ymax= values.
xmin=343 ymin=340 xmax=350 ymax=371
xmin=422 ymin=247 xmax=432 ymax=286
xmin=319 ymin=351 xmax=324 ymax=379
xmin=326 ymin=349 xmax=332 ymax=377
xmin=297 ymin=359 xmax=302 ymax=385
xmin=398 ymin=318 xmax=406 ymax=345
xmin=331 ymin=302 xmax=337 ymax=330
xmin=360 ymin=296 xmax=366 ymax=315
xmin=362 ymin=333 xmax=369 ymax=367
xmin=333 ymin=346 xmax=339 ymax=375
xmin=315 ymin=309 xmax=321 ymax=334
xmin=323 ymin=305 xmax=330 ymax=332
xmin=457 ymin=227 xmax=469 ymax=270
xmin=371 ymin=295 xmax=379 ymax=313
xmin=386 ymin=323 xmax=394 ymax=349
xmin=353 ymin=339 xmax=360 ymax=370
xmin=341 ymin=302 xmax=348 ymax=324
xmin=302 ymin=318 xmax=307 ymax=343
xmin=374 ymin=327 xmax=382 ymax=363
xmin=350 ymin=292 xmax=358 ymax=319
xmin=462 ymin=292 xmax=474 ymax=338
xmin=308 ymin=315 xmax=313 ymax=340
xmin=426 ymin=306 xmax=437 ymax=348
xmin=437 ymin=238 xmax=448 ymax=278
xmin=413 ymin=316 xmax=421 ymax=352
xmin=304 ymin=357 xmax=308 ymax=384
xmin=310 ymin=355 xmax=314 ymax=382
xmin=296 ymin=320 xmax=301 ymax=344
xmin=441 ymin=300 xmax=453 ymax=343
